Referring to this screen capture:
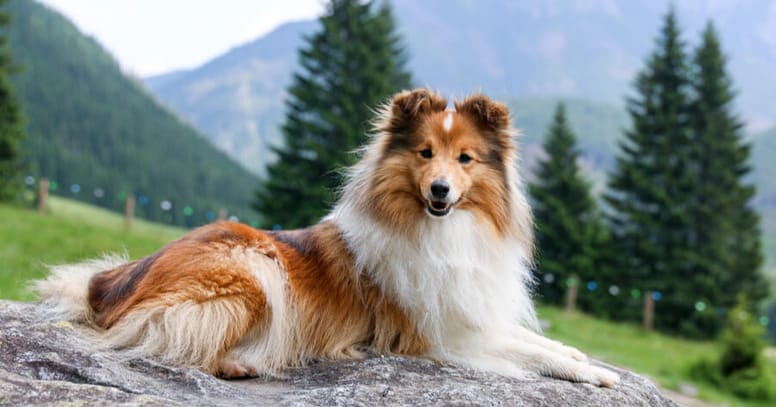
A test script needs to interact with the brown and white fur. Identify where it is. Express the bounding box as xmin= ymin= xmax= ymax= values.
xmin=36 ymin=89 xmax=619 ymax=387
